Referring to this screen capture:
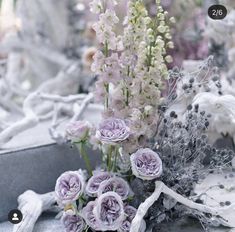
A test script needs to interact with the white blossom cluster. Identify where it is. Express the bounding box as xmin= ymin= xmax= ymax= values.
xmin=90 ymin=0 xmax=174 ymax=154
